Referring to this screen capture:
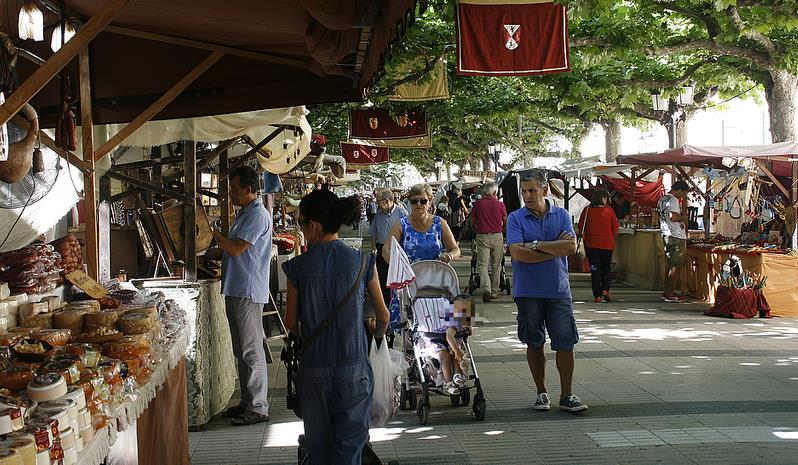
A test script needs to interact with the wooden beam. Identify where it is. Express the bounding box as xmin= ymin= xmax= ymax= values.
xmin=219 ymin=149 xmax=231 ymax=235
xmin=105 ymin=25 xmax=307 ymax=69
xmin=196 ymin=138 xmax=239 ymax=171
xmin=93 ymin=51 xmax=225 ymax=161
xmin=0 ymin=0 xmax=130 ymax=127
xmin=183 ymin=141 xmax=197 ymax=281
xmin=673 ymin=165 xmax=702 ymax=193
xmin=98 ymin=175 xmax=112 ymax=281
xmin=754 ymin=159 xmax=791 ymax=199
xmin=79 ymin=47 xmax=100 ymax=280
xmin=109 ymin=156 xmax=184 ymax=171
xmin=105 ymin=170 xmax=193 ymax=203
xmin=220 ymin=126 xmax=288 ymax=179
xmin=9 ymin=114 xmax=91 ymax=174
xmin=198 ymin=188 xmax=219 ymax=201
